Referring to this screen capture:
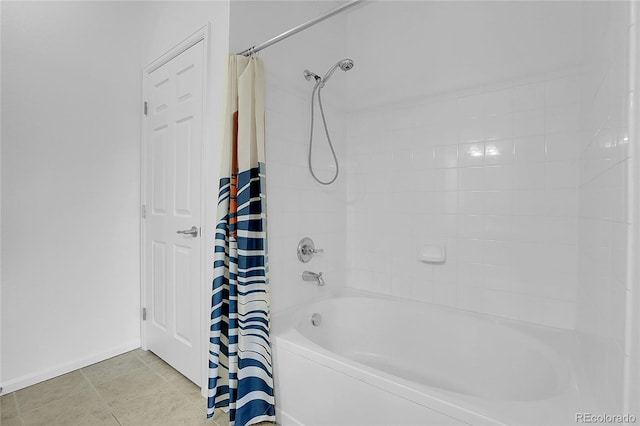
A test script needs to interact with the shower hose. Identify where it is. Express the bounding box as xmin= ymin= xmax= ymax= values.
xmin=308 ymin=81 xmax=340 ymax=185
